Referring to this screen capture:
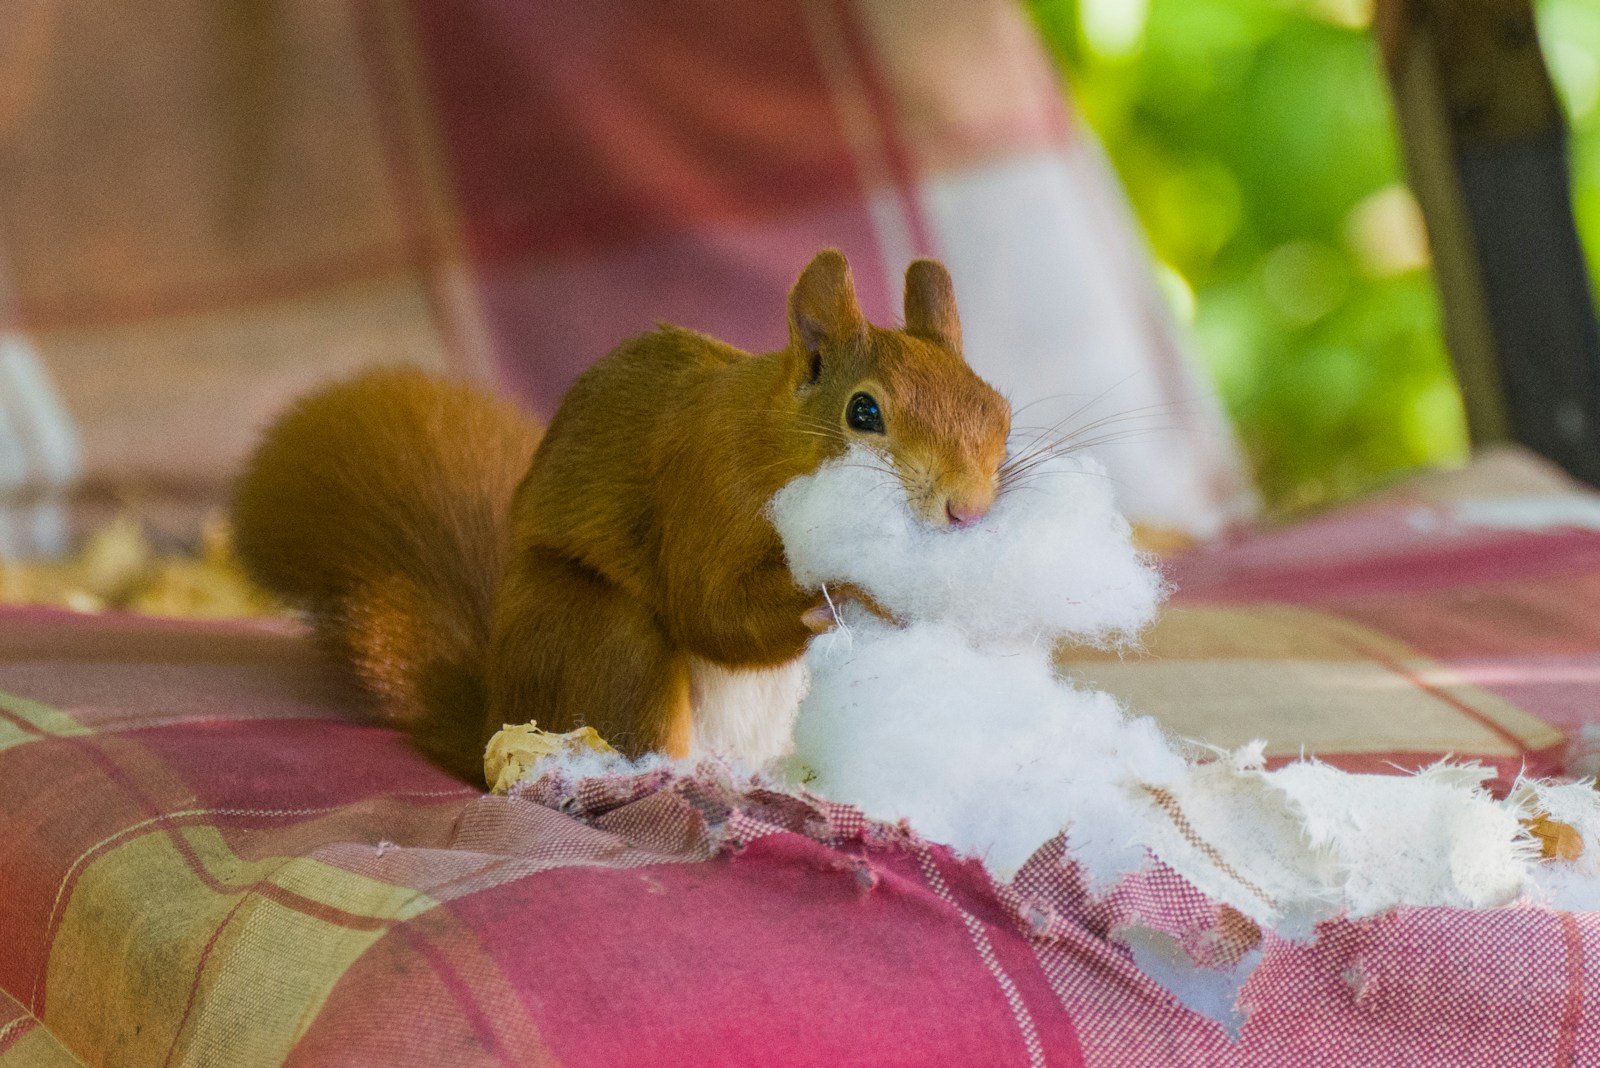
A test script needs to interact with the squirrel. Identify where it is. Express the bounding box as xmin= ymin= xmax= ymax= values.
xmin=231 ymin=250 xmax=1011 ymax=781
